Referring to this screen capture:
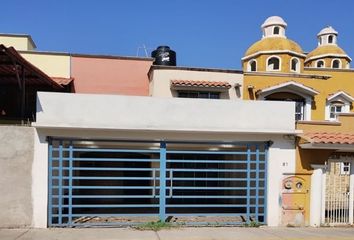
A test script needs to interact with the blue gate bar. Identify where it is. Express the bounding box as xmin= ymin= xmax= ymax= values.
xmin=246 ymin=144 xmax=251 ymax=224
xmin=51 ymin=167 xmax=159 ymax=171
xmin=159 ymin=142 xmax=167 ymax=222
xmin=52 ymin=157 xmax=160 ymax=162
xmin=52 ymin=204 xmax=159 ymax=208
xmin=264 ymin=142 xmax=269 ymax=225
xmin=68 ymin=142 xmax=73 ymax=226
xmin=52 ymin=195 xmax=156 ymax=198
xmin=52 ymin=213 xmax=158 ymax=217
xmin=166 ymin=159 xmax=265 ymax=163
xmin=255 ymin=144 xmax=260 ymax=222
xmin=58 ymin=141 xmax=63 ymax=225
xmin=52 ymin=176 xmax=156 ymax=180
xmin=164 ymin=186 xmax=264 ymax=190
xmin=53 ymin=148 xmax=160 ymax=153
xmin=166 ymin=150 xmax=264 ymax=155
xmin=48 ymin=142 xmax=53 ymax=227
xmin=51 ymin=195 xmax=265 ymax=199
xmin=165 ymin=168 xmax=265 ymax=172
xmin=52 ymin=186 xmax=157 ymax=189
